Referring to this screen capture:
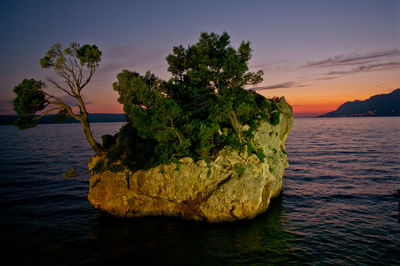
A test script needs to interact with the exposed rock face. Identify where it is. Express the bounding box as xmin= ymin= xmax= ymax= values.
xmin=88 ymin=98 xmax=293 ymax=222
